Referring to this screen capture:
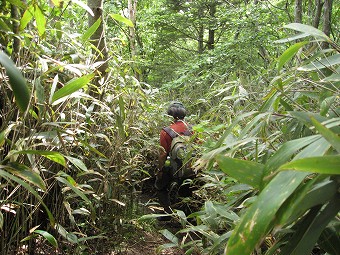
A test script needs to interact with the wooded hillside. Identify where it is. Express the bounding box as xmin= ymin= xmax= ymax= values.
xmin=0 ymin=0 xmax=339 ymax=254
